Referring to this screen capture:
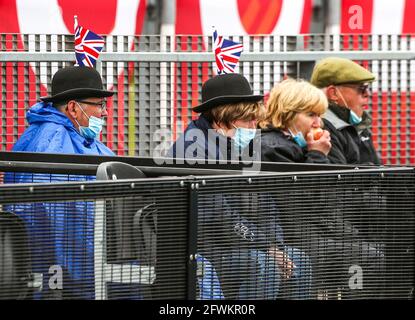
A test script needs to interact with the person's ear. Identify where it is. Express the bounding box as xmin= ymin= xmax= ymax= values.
xmin=286 ymin=118 xmax=295 ymax=133
xmin=66 ymin=101 xmax=78 ymax=119
xmin=326 ymin=85 xmax=339 ymax=103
